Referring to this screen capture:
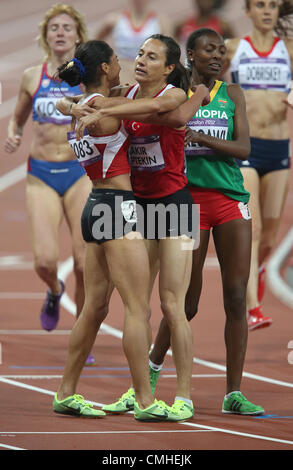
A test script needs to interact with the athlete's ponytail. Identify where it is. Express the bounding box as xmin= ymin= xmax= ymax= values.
xmin=167 ymin=61 xmax=190 ymax=94
xmin=58 ymin=40 xmax=114 ymax=87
